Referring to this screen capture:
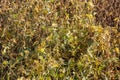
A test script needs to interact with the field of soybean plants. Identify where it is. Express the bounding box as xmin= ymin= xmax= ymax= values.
xmin=0 ymin=0 xmax=120 ymax=80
